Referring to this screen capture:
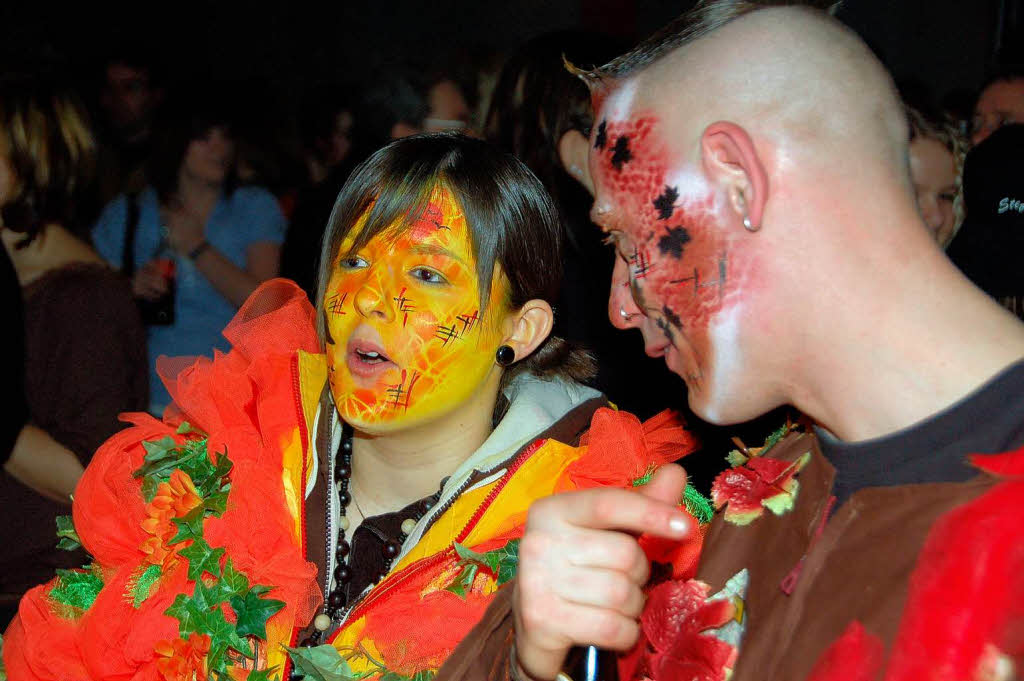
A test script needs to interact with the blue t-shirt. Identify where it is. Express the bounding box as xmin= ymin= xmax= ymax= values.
xmin=93 ymin=186 xmax=286 ymax=413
